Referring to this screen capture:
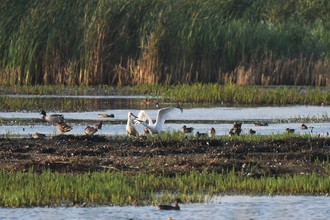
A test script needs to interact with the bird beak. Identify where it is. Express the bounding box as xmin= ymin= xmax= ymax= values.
xmin=131 ymin=113 xmax=138 ymax=118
